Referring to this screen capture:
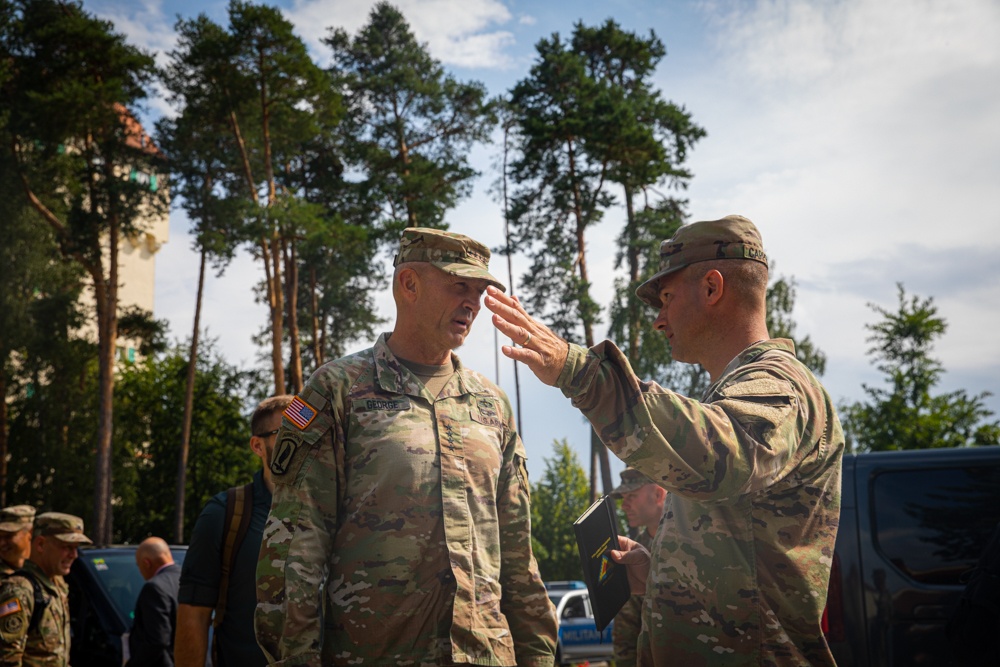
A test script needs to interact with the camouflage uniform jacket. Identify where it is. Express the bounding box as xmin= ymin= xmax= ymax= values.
xmin=256 ymin=333 xmax=558 ymax=667
xmin=612 ymin=528 xmax=654 ymax=667
xmin=0 ymin=561 xmax=71 ymax=667
xmin=557 ymin=338 xmax=843 ymax=666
